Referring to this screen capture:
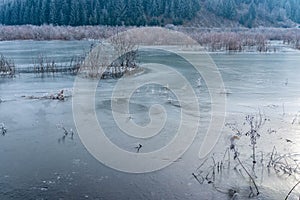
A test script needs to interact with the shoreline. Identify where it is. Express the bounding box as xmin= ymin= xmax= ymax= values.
xmin=0 ymin=25 xmax=299 ymax=52
xmin=0 ymin=40 xmax=299 ymax=77
xmin=0 ymin=39 xmax=299 ymax=54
